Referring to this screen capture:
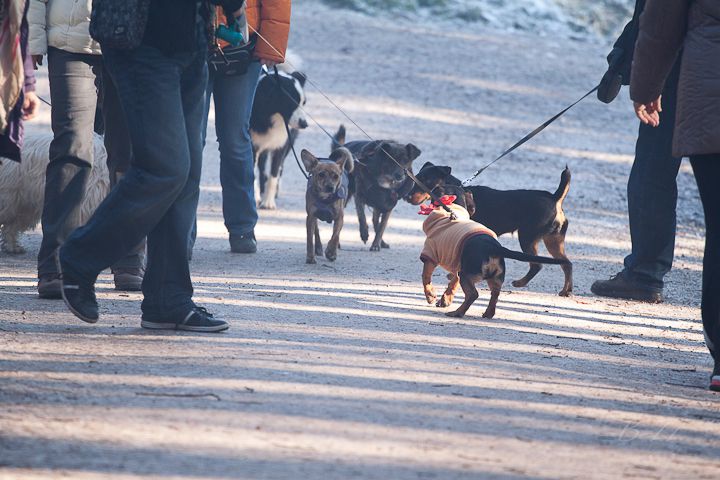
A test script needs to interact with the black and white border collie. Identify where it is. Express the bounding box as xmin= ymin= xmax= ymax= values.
xmin=251 ymin=67 xmax=308 ymax=210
